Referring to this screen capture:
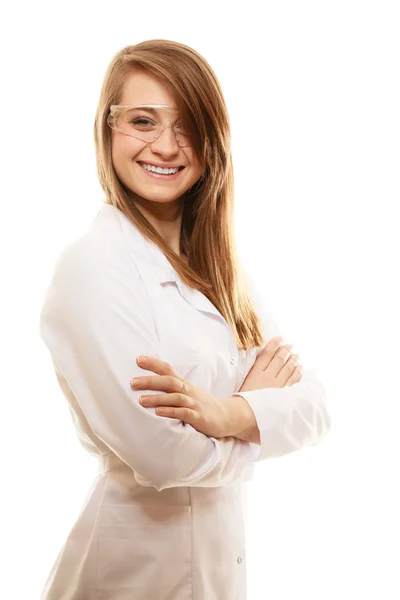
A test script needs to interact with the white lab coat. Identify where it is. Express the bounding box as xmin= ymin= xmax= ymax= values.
xmin=39 ymin=202 xmax=330 ymax=600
